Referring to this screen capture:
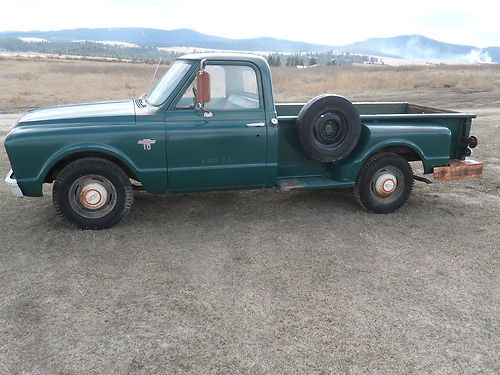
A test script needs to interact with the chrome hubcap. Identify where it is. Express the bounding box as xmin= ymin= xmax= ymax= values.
xmin=79 ymin=182 xmax=108 ymax=210
xmin=69 ymin=175 xmax=117 ymax=219
xmin=374 ymin=173 xmax=398 ymax=197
